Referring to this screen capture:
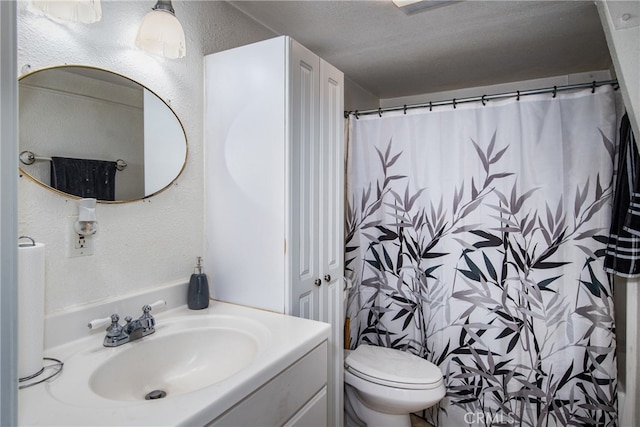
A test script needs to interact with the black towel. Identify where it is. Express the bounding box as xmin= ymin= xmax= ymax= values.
xmin=50 ymin=156 xmax=117 ymax=201
xmin=604 ymin=114 xmax=640 ymax=277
